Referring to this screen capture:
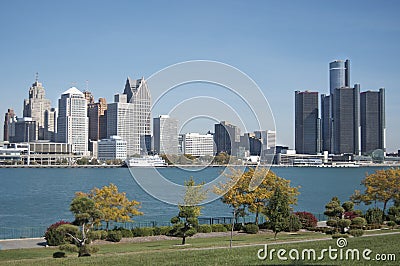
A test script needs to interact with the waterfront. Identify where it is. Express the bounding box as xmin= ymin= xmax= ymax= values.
xmin=0 ymin=166 xmax=391 ymax=238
